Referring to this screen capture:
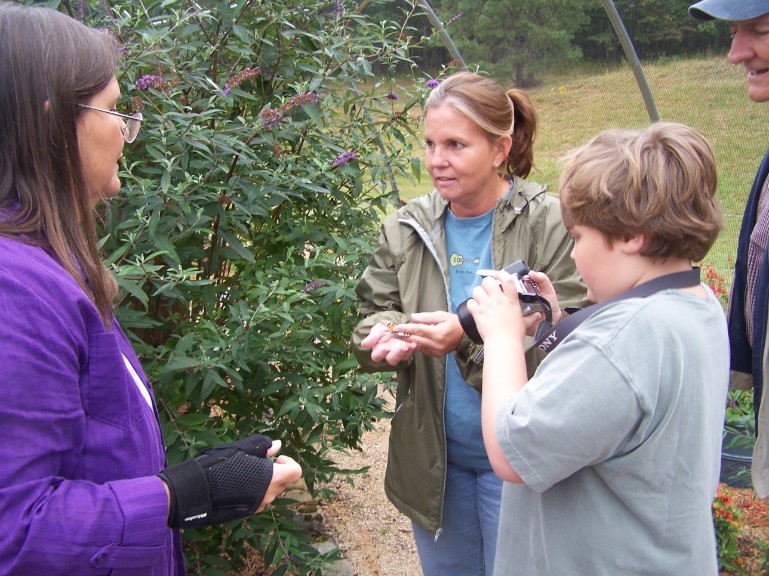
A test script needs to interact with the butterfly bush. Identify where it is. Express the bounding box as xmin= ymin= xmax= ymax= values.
xmin=75 ymin=0 xmax=440 ymax=573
